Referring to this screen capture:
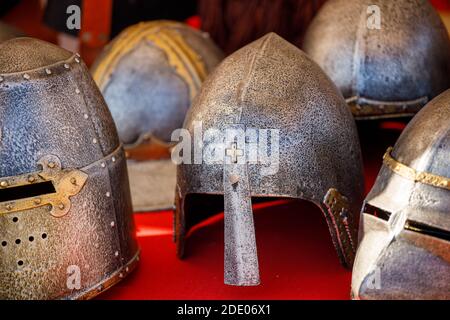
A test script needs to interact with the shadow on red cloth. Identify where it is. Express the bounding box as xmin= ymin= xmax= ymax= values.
xmin=100 ymin=121 xmax=404 ymax=300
